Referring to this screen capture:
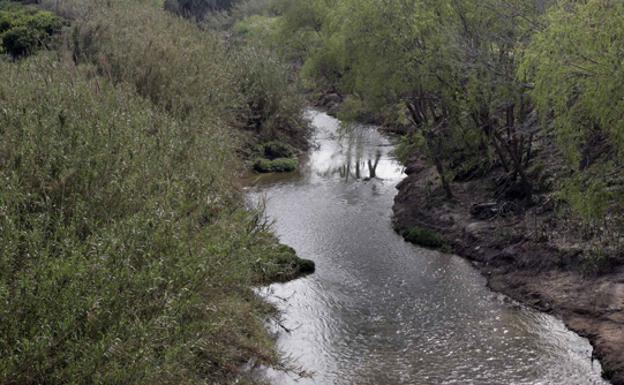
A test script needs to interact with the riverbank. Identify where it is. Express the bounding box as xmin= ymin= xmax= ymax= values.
xmin=393 ymin=156 xmax=624 ymax=385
